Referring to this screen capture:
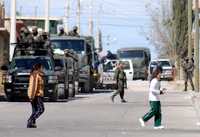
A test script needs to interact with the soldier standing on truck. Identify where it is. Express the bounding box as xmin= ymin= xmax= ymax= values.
xmin=111 ymin=62 xmax=127 ymax=103
xmin=182 ymin=57 xmax=195 ymax=91
xmin=68 ymin=26 xmax=79 ymax=37
xmin=58 ymin=27 xmax=66 ymax=36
